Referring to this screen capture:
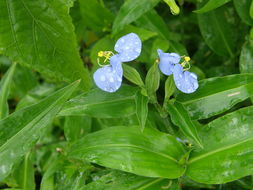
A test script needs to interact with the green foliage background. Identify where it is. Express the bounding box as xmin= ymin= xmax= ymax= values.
xmin=0 ymin=0 xmax=253 ymax=189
